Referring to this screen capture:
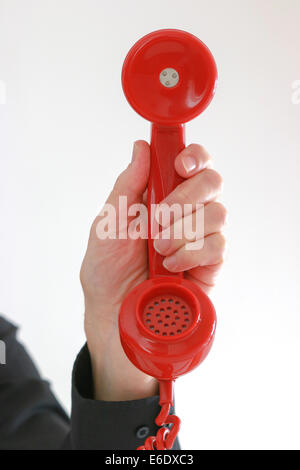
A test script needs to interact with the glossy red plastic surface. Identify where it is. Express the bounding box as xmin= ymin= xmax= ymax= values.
xmin=119 ymin=276 xmax=216 ymax=380
xmin=148 ymin=123 xmax=185 ymax=278
xmin=122 ymin=29 xmax=217 ymax=125
xmin=119 ymin=29 xmax=217 ymax=382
